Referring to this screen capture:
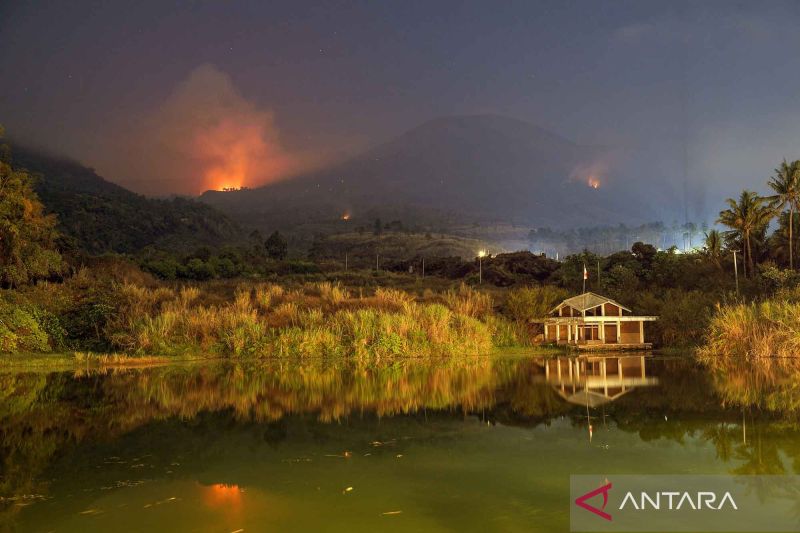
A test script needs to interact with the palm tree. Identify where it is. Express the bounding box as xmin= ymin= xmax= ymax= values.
xmin=703 ymin=229 xmax=723 ymax=269
xmin=767 ymin=159 xmax=800 ymax=269
xmin=718 ymin=191 xmax=772 ymax=277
